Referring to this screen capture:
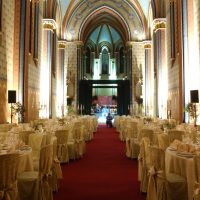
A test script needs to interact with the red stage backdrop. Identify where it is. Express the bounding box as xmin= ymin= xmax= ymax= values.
xmin=98 ymin=96 xmax=112 ymax=106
